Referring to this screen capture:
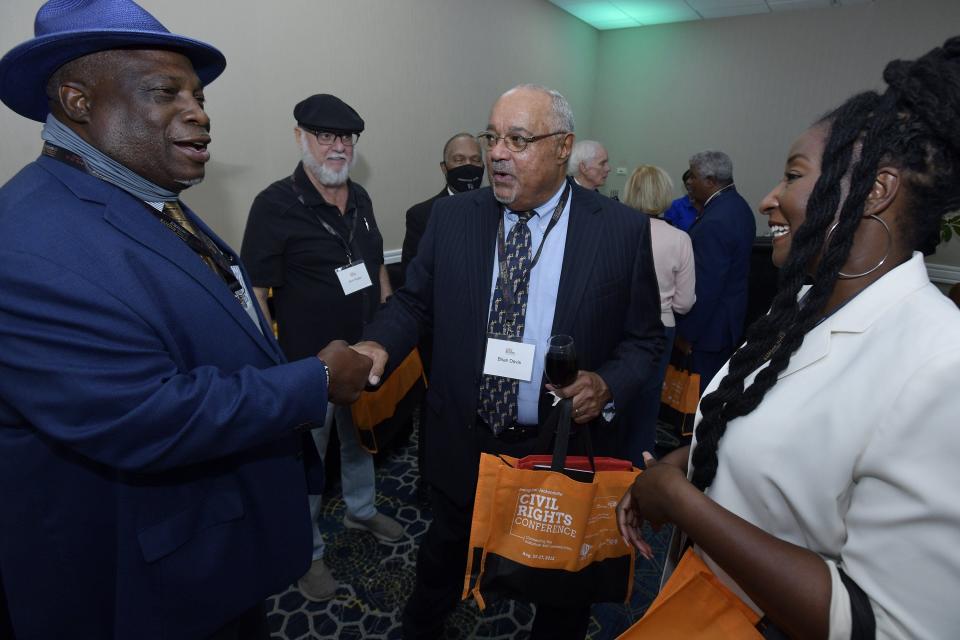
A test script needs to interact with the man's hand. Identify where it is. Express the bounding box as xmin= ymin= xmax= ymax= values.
xmin=547 ymin=370 xmax=611 ymax=424
xmin=674 ymin=335 xmax=692 ymax=356
xmin=351 ymin=340 xmax=388 ymax=386
xmin=317 ymin=340 xmax=373 ymax=405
